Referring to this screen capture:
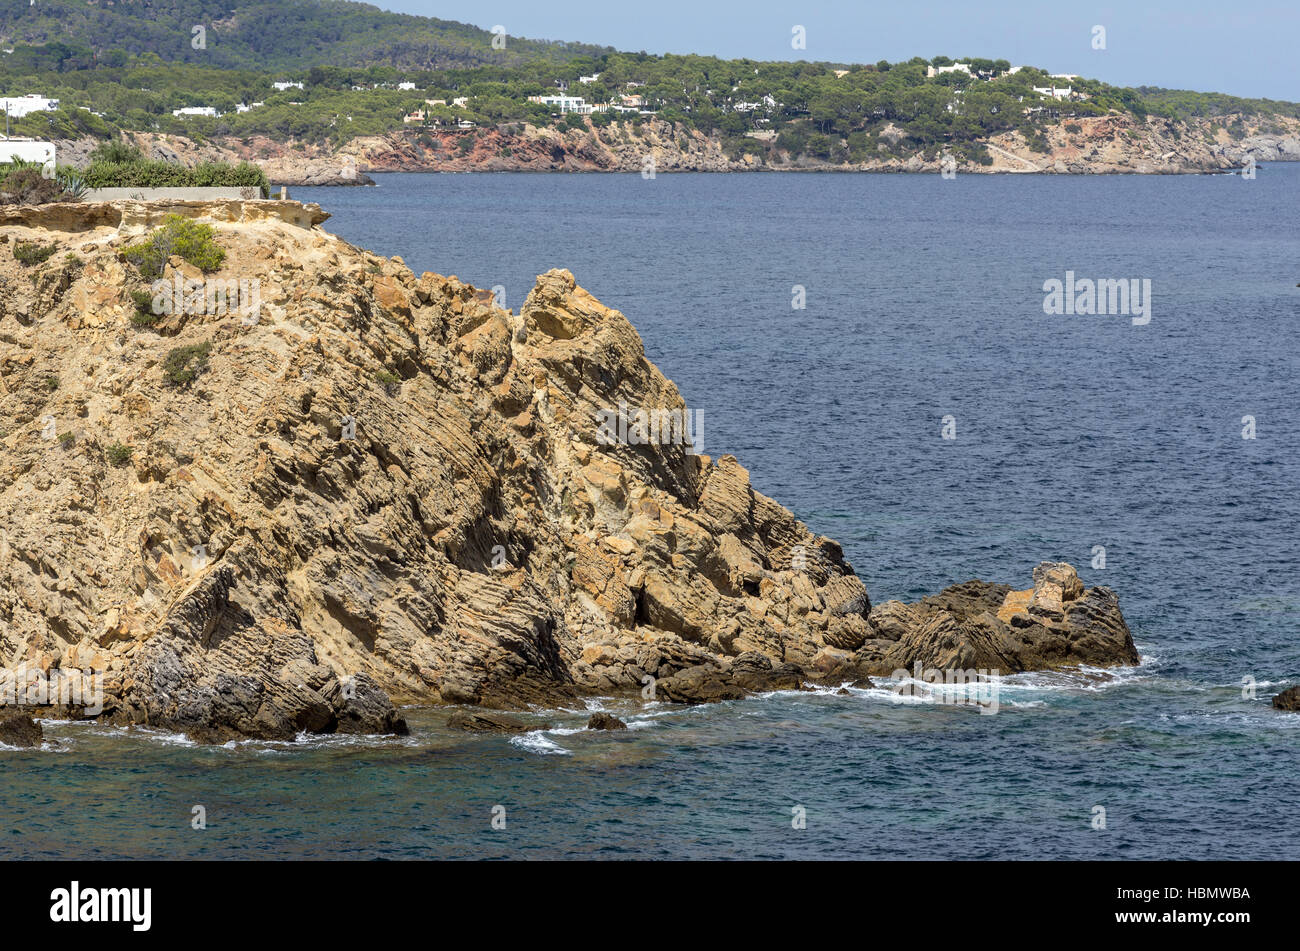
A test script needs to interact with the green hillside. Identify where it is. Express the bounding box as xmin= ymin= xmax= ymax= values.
xmin=0 ymin=0 xmax=608 ymax=70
